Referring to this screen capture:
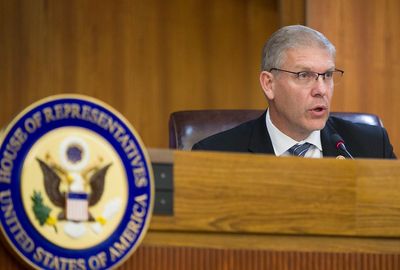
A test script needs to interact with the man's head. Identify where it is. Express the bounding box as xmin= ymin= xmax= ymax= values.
xmin=261 ymin=25 xmax=336 ymax=71
xmin=259 ymin=25 xmax=341 ymax=141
